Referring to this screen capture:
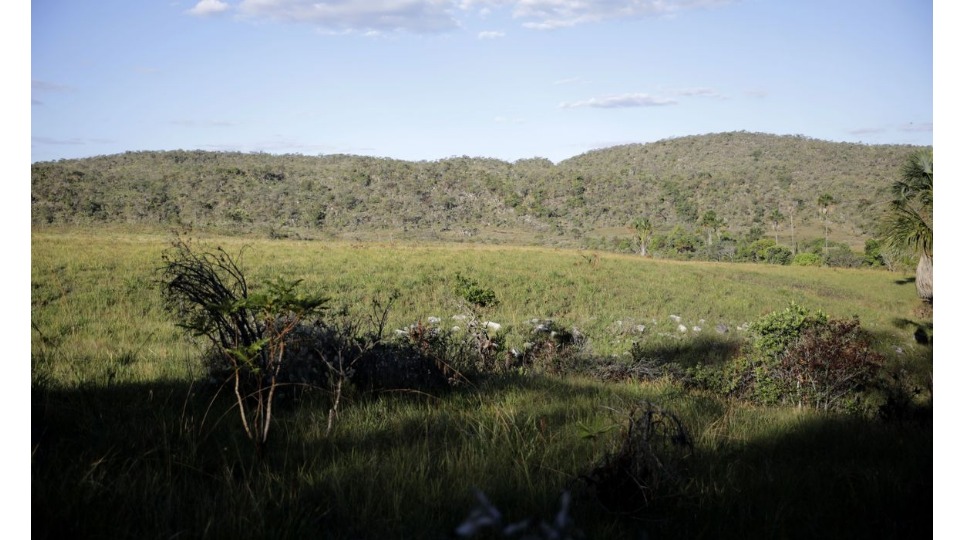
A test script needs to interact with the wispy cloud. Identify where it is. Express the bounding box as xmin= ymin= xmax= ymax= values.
xmin=848 ymin=122 xmax=932 ymax=137
xmin=561 ymin=93 xmax=677 ymax=109
xmin=512 ymin=0 xmax=733 ymax=30
xmin=848 ymin=127 xmax=885 ymax=135
xmin=33 ymin=80 xmax=73 ymax=93
xmin=32 ymin=135 xmax=114 ymax=146
xmin=33 ymin=80 xmax=74 ymax=106
xmin=171 ymin=119 xmax=237 ymax=128
xmin=234 ymin=0 xmax=461 ymax=34
xmin=187 ymin=0 xmax=230 ymax=17
xmin=477 ymin=30 xmax=505 ymax=39
xmin=898 ymin=122 xmax=932 ymax=133
xmin=188 ymin=1 xmax=734 ymax=34
xmin=742 ymin=88 xmax=768 ymax=98
xmin=674 ymin=87 xmax=721 ymax=97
